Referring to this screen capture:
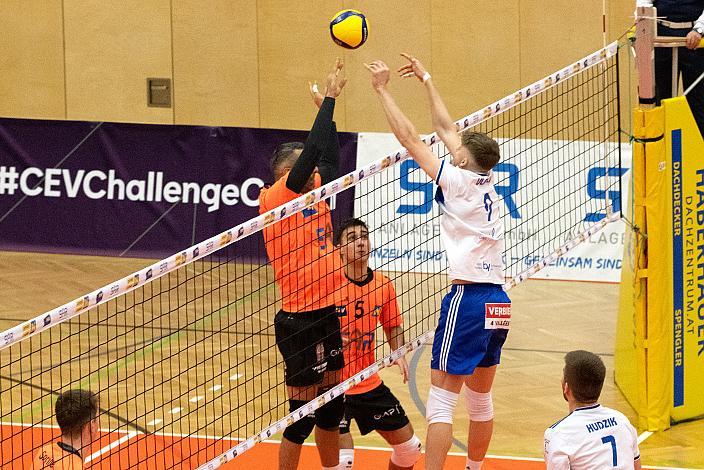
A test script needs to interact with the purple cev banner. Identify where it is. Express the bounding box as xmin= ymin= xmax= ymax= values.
xmin=0 ymin=118 xmax=357 ymax=259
